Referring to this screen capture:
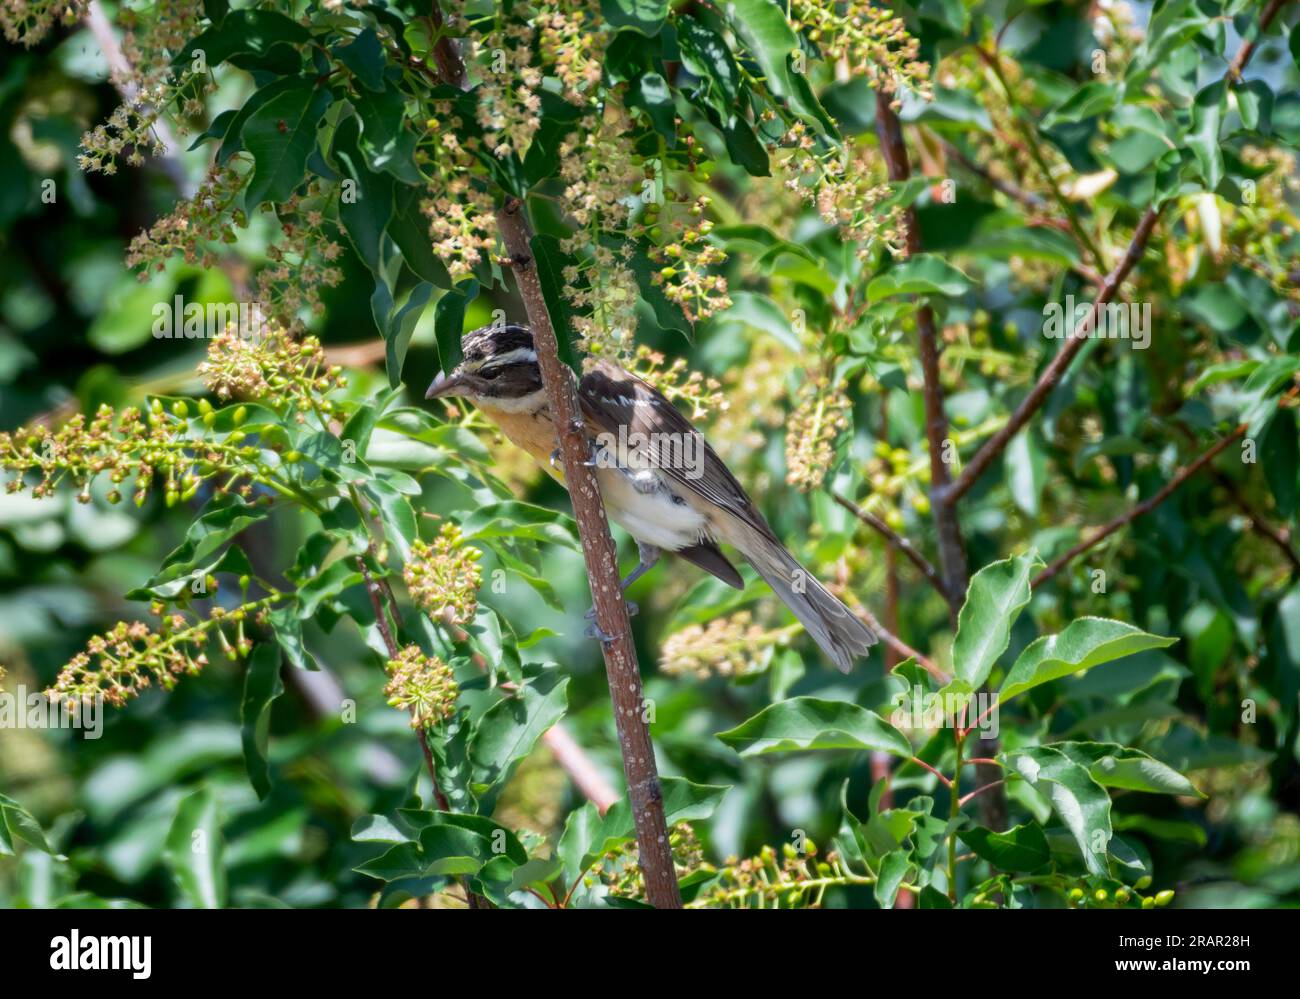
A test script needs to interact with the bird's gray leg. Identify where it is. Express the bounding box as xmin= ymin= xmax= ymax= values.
xmin=584 ymin=541 xmax=661 ymax=635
